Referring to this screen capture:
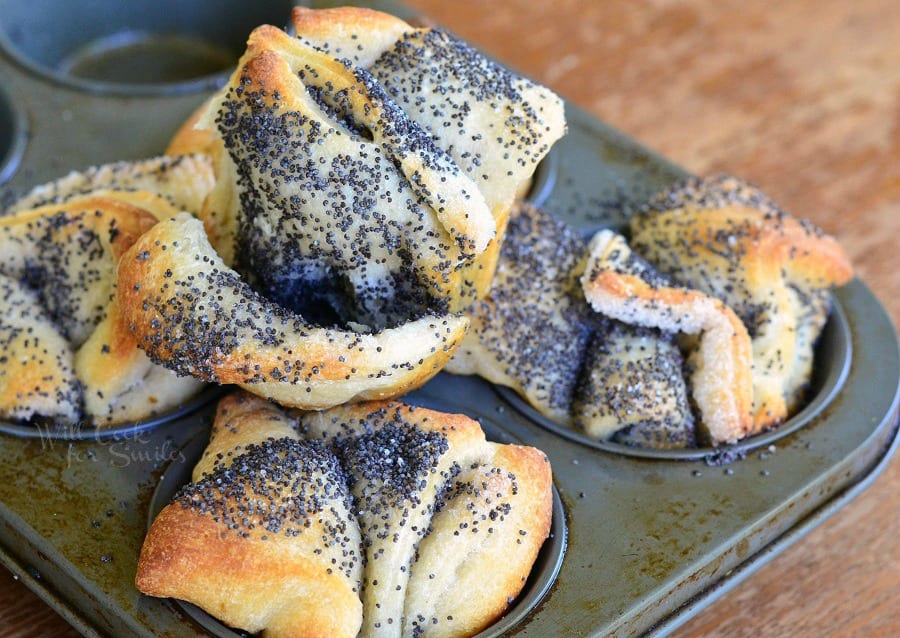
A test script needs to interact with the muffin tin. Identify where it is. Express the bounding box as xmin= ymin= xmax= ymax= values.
xmin=0 ymin=0 xmax=898 ymax=636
